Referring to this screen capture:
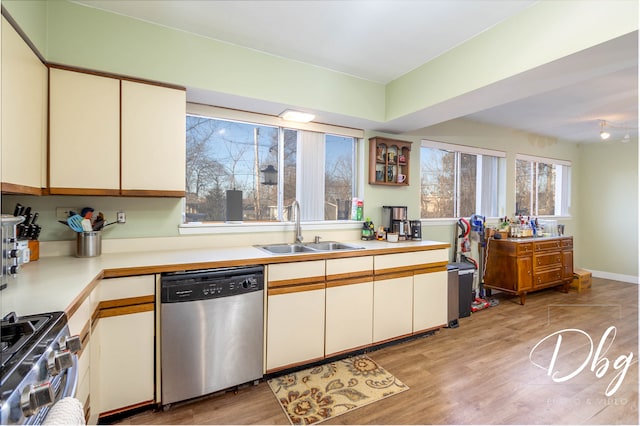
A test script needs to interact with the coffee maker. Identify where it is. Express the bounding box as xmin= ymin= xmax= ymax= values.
xmin=382 ymin=205 xmax=408 ymax=239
